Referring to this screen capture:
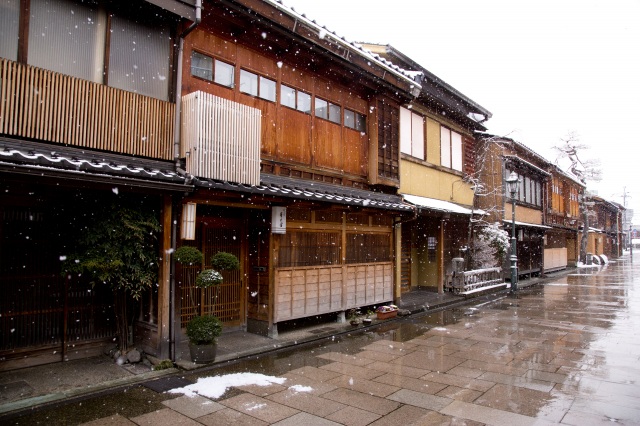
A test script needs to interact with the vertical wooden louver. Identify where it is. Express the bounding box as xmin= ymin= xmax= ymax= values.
xmin=0 ymin=59 xmax=174 ymax=160
xmin=181 ymin=91 xmax=261 ymax=186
